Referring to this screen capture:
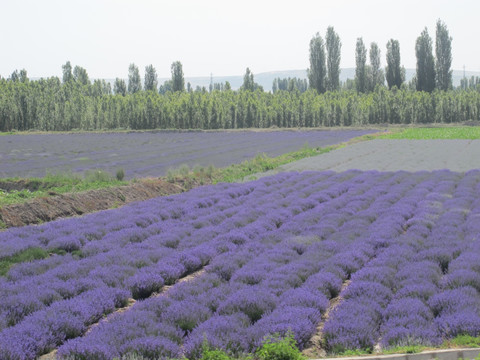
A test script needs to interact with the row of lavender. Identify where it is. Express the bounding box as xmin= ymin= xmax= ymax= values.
xmin=323 ymin=171 xmax=480 ymax=352
xmin=56 ymin=170 xmax=431 ymax=360
xmin=59 ymin=172 xmax=480 ymax=359
xmin=0 ymin=130 xmax=375 ymax=179
xmin=1 ymin=170 xmax=480 ymax=359
xmin=0 ymin=169 xmax=382 ymax=359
